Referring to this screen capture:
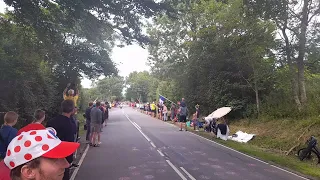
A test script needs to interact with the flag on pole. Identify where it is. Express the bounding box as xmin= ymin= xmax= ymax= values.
xmin=159 ymin=95 xmax=166 ymax=104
